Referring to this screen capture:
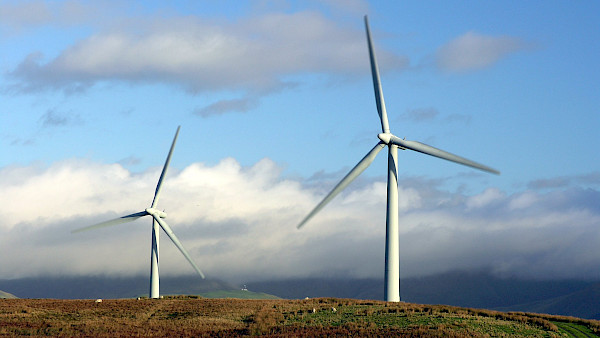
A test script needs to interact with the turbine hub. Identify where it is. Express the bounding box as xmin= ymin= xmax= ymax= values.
xmin=146 ymin=208 xmax=167 ymax=218
xmin=377 ymin=133 xmax=392 ymax=145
